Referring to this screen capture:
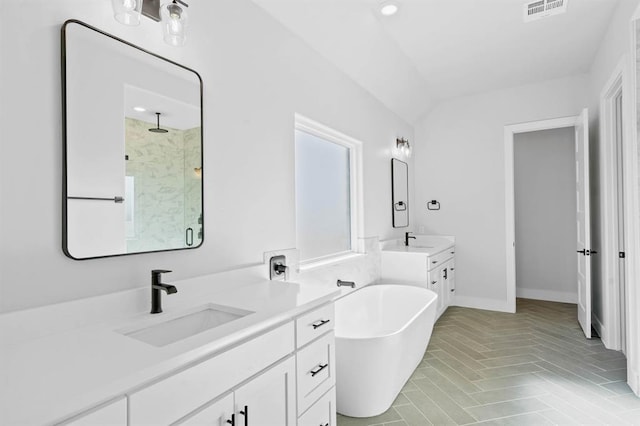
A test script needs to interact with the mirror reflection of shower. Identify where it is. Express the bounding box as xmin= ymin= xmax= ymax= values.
xmin=124 ymin=86 xmax=202 ymax=253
